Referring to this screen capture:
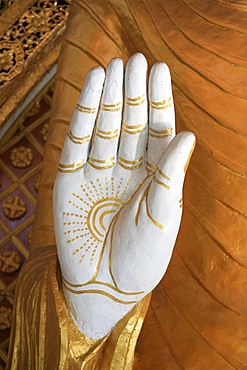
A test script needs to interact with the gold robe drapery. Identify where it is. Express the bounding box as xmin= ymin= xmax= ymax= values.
xmin=7 ymin=0 xmax=247 ymax=369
